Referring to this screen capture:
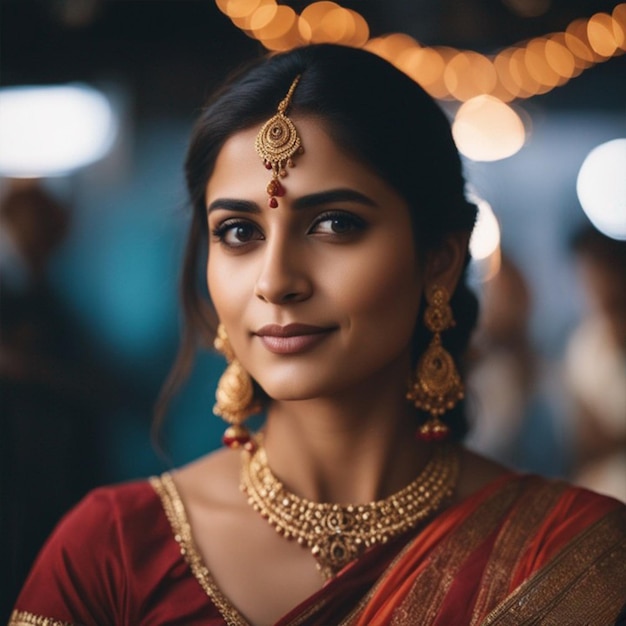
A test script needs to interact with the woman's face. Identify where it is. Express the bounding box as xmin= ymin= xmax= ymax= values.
xmin=205 ymin=118 xmax=425 ymax=402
